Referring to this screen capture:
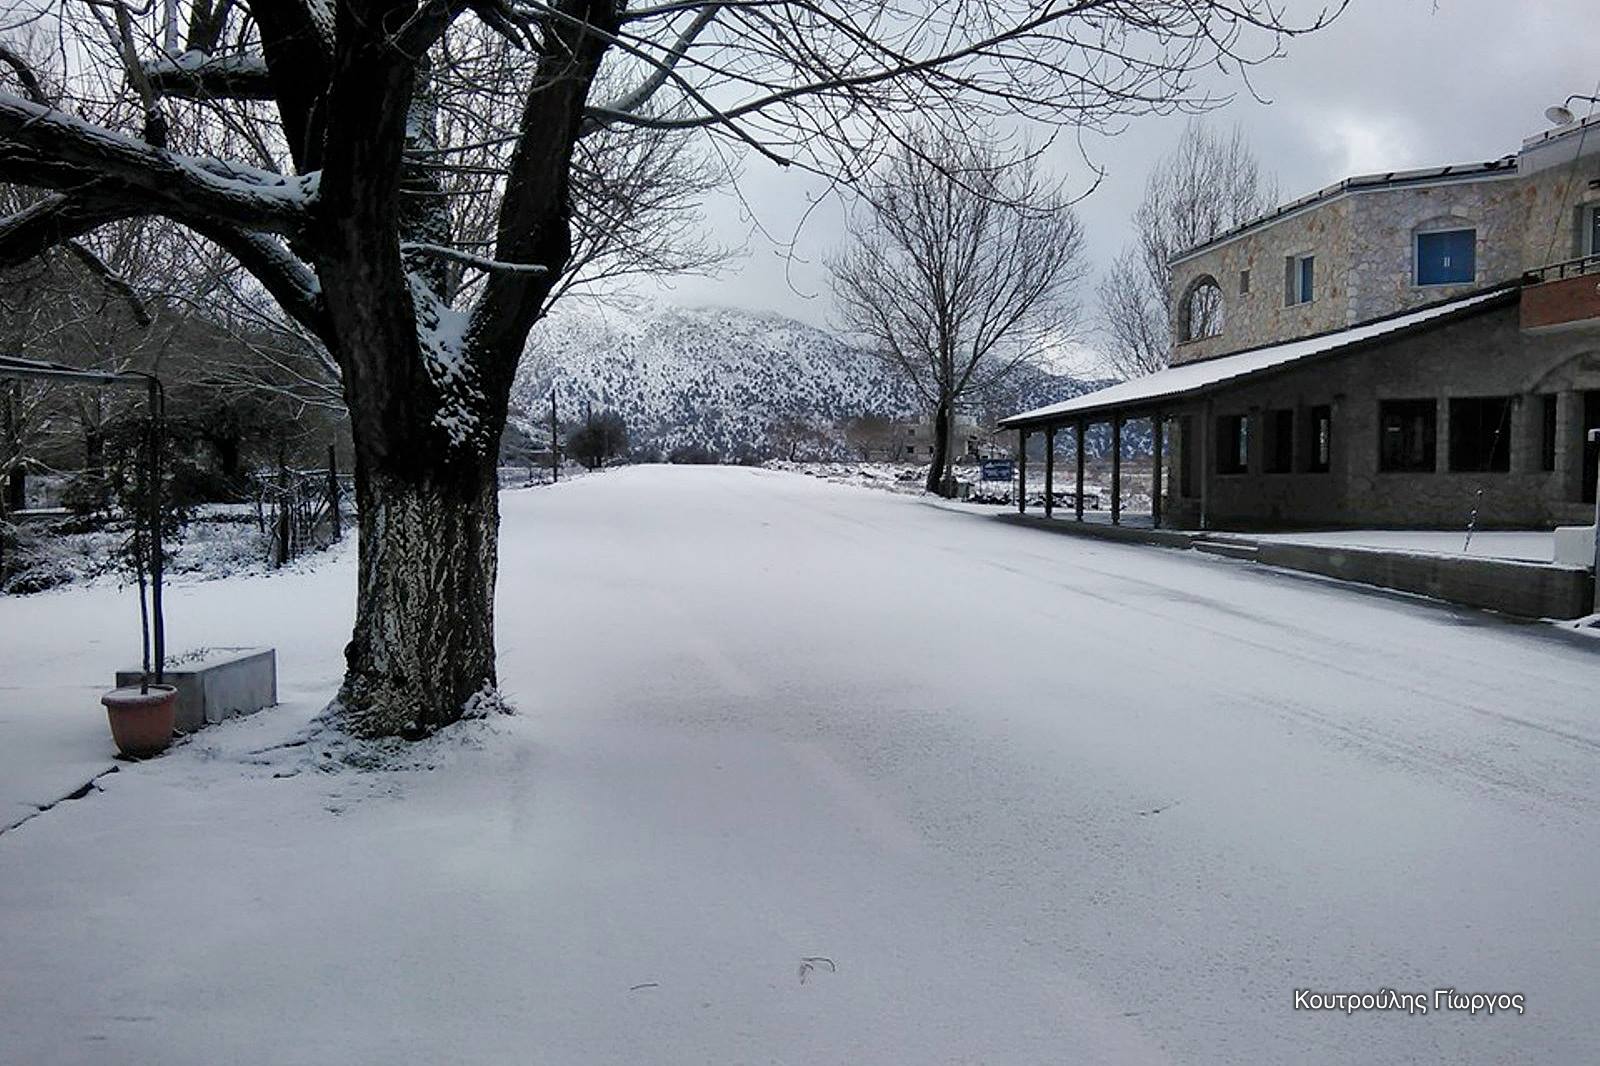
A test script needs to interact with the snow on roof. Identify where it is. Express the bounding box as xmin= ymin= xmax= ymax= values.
xmin=1000 ymin=288 xmax=1515 ymax=428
